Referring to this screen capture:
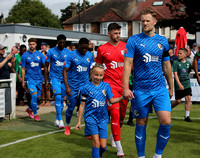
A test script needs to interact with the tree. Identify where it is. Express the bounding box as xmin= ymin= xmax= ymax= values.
xmin=60 ymin=1 xmax=94 ymax=23
xmin=159 ymin=0 xmax=200 ymax=34
xmin=5 ymin=0 xmax=61 ymax=28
